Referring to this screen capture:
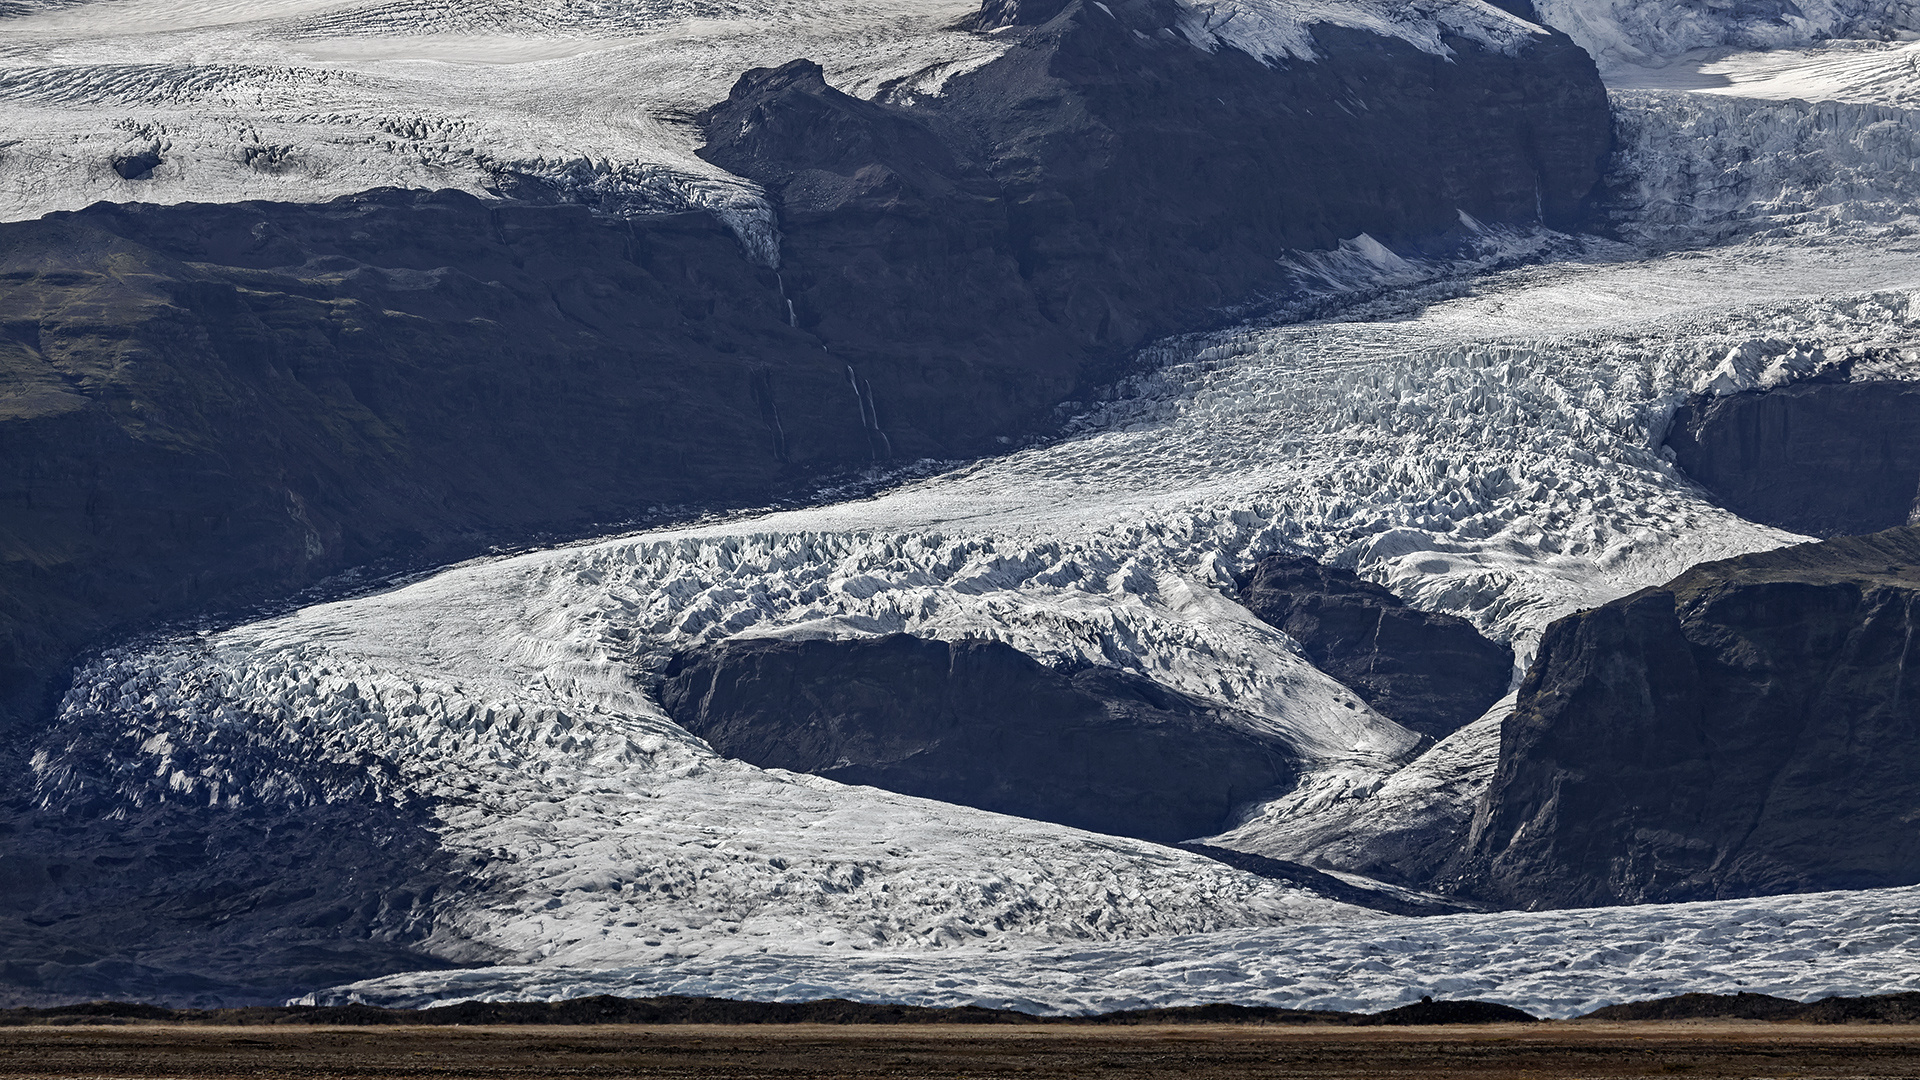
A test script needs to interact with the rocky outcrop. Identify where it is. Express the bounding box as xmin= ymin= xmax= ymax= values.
xmin=1667 ymin=379 xmax=1920 ymax=538
xmin=1236 ymin=556 xmax=1512 ymax=740
xmin=658 ymin=634 xmax=1296 ymax=843
xmin=1457 ymin=527 xmax=1920 ymax=908
xmin=702 ymin=1 xmax=1612 ymax=367
xmin=0 ymin=190 xmax=1082 ymax=731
